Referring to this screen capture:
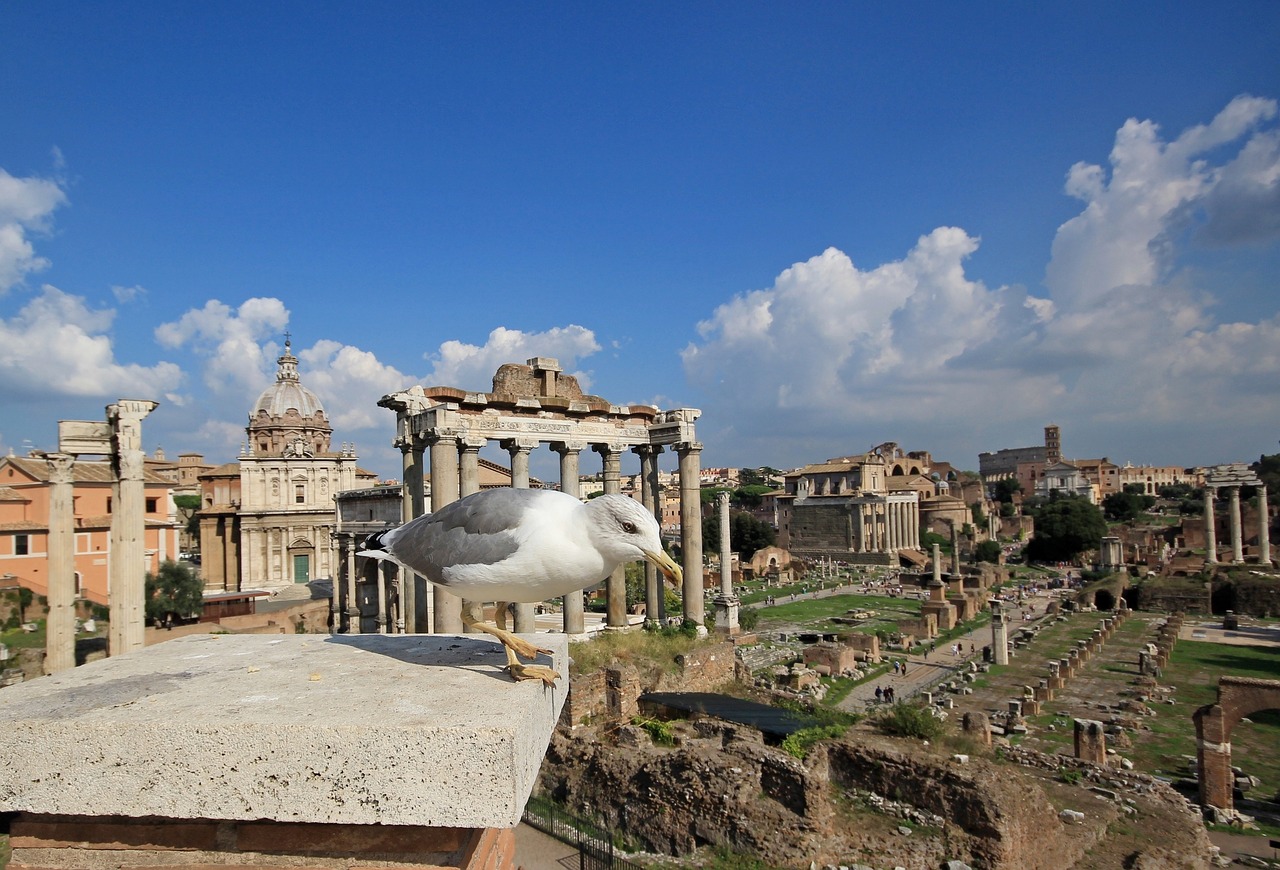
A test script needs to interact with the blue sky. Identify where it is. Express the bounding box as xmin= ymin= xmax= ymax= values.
xmin=2 ymin=2 xmax=1278 ymax=483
